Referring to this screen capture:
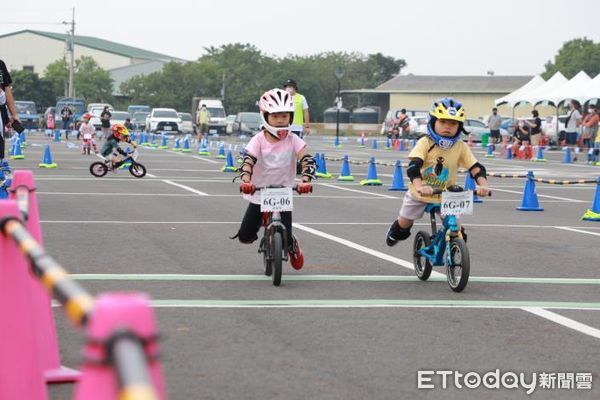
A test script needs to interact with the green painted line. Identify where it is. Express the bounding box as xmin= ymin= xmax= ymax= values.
xmin=148 ymin=299 xmax=600 ymax=310
xmin=69 ymin=274 xmax=600 ymax=285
